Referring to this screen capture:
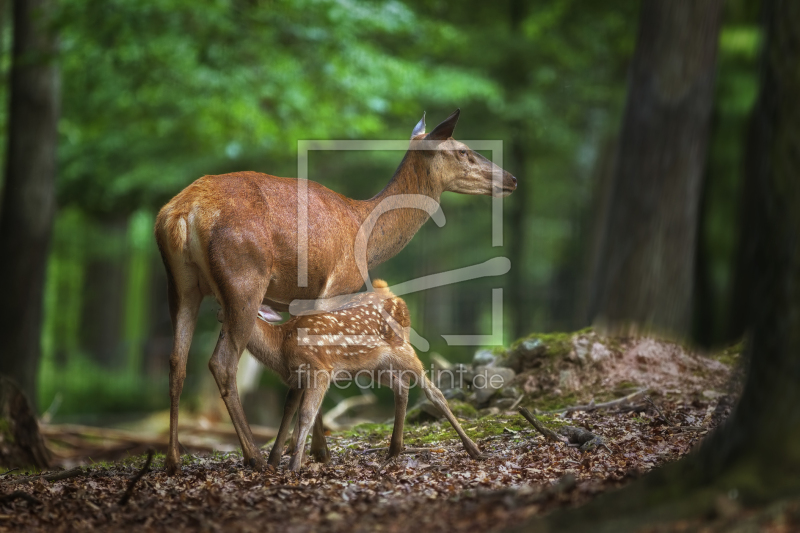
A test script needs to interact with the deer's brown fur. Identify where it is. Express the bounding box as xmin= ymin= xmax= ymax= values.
xmin=225 ymin=280 xmax=483 ymax=470
xmin=154 ymin=110 xmax=515 ymax=474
